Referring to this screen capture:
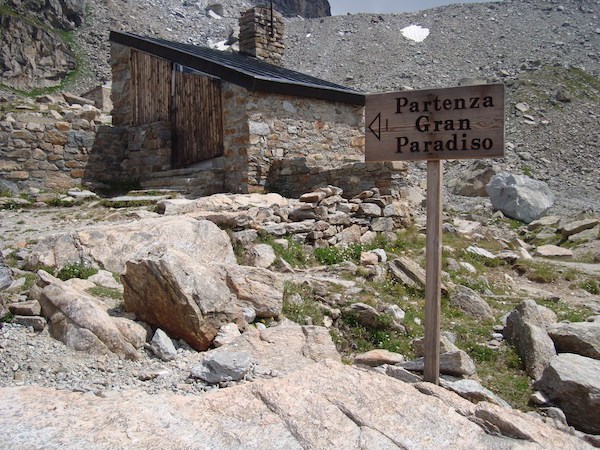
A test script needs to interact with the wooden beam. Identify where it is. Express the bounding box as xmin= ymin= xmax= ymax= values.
xmin=424 ymin=159 xmax=443 ymax=384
